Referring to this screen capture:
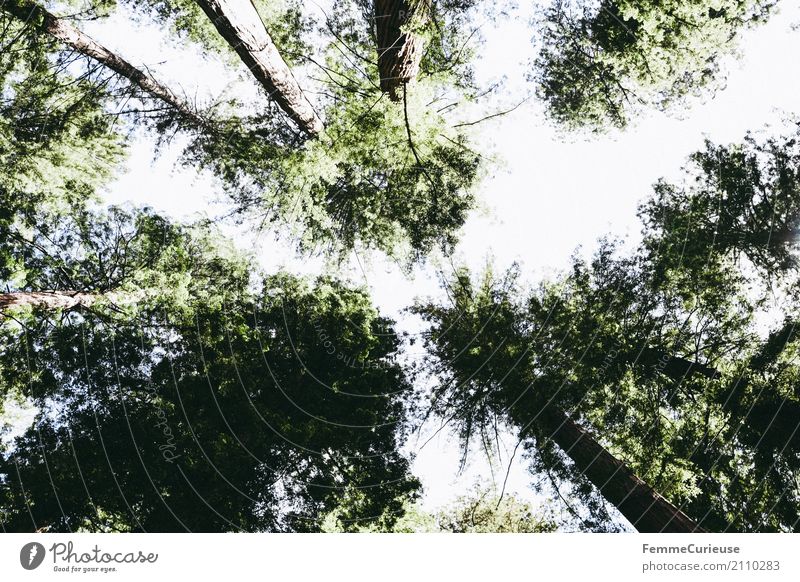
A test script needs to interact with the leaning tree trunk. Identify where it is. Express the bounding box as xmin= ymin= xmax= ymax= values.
xmin=372 ymin=0 xmax=429 ymax=100
xmin=1 ymin=0 xmax=204 ymax=126
xmin=195 ymin=0 xmax=323 ymax=136
xmin=538 ymin=407 xmax=706 ymax=532
xmin=723 ymin=378 xmax=800 ymax=452
xmin=0 ymin=291 xmax=100 ymax=312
